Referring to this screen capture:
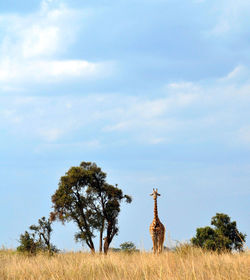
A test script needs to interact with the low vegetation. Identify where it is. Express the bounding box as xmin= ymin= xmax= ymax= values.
xmin=191 ymin=213 xmax=246 ymax=252
xmin=0 ymin=248 xmax=249 ymax=280
xmin=17 ymin=216 xmax=58 ymax=255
